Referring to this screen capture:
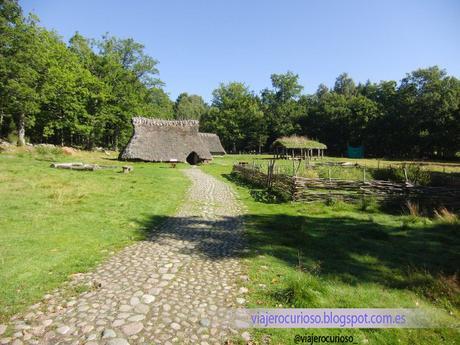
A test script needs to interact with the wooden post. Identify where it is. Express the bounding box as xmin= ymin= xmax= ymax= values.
xmin=363 ymin=167 xmax=366 ymax=183
xmin=328 ymin=167 xmax=331 ymax=182
xmin=267 ymin=162 xmax=271 ymax=187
